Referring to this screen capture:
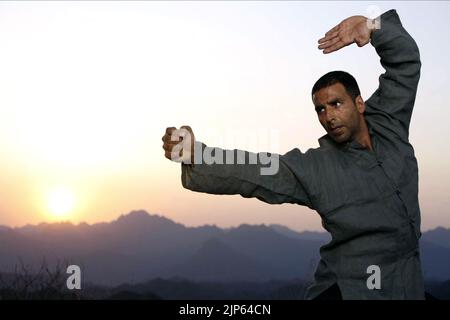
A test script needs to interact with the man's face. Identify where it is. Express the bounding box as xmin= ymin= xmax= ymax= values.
xmin=312 ymin=82 xmax=363 ymax=144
